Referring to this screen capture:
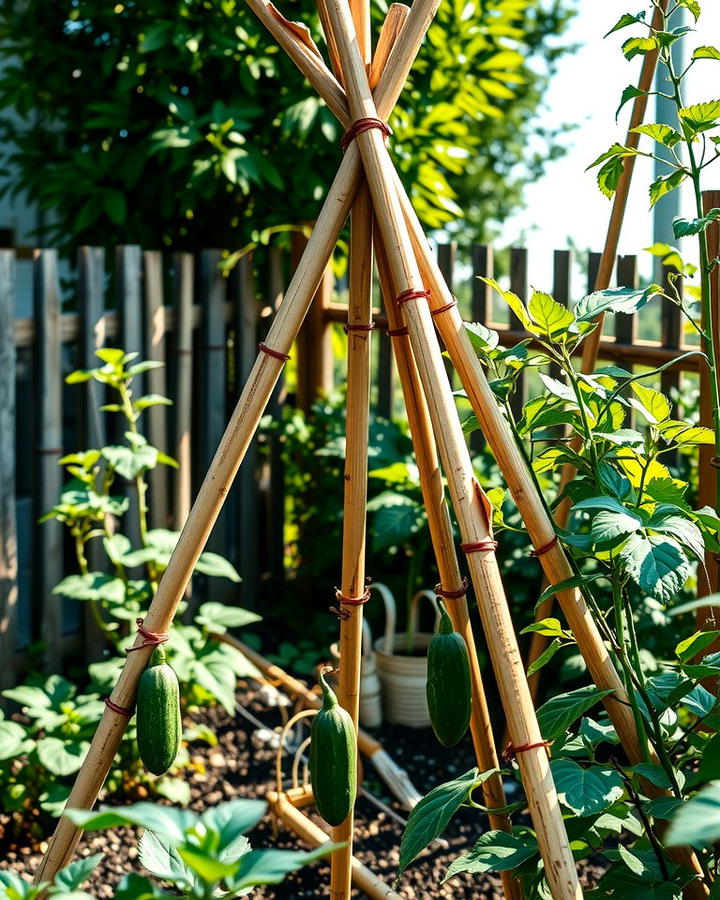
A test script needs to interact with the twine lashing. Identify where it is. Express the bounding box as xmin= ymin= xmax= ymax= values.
xmin=341 ymin=117 xmax=392 ymax=151
xmin=126 ymin=617 xmax=169 ymax=653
